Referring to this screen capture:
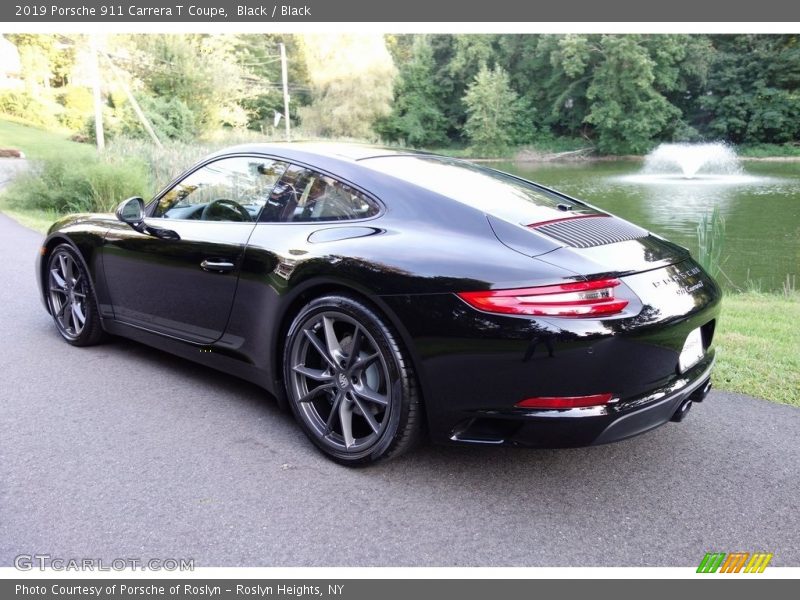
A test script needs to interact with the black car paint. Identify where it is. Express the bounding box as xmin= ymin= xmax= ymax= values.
xmin=36 ymin=144 xmax=721 ymax=448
